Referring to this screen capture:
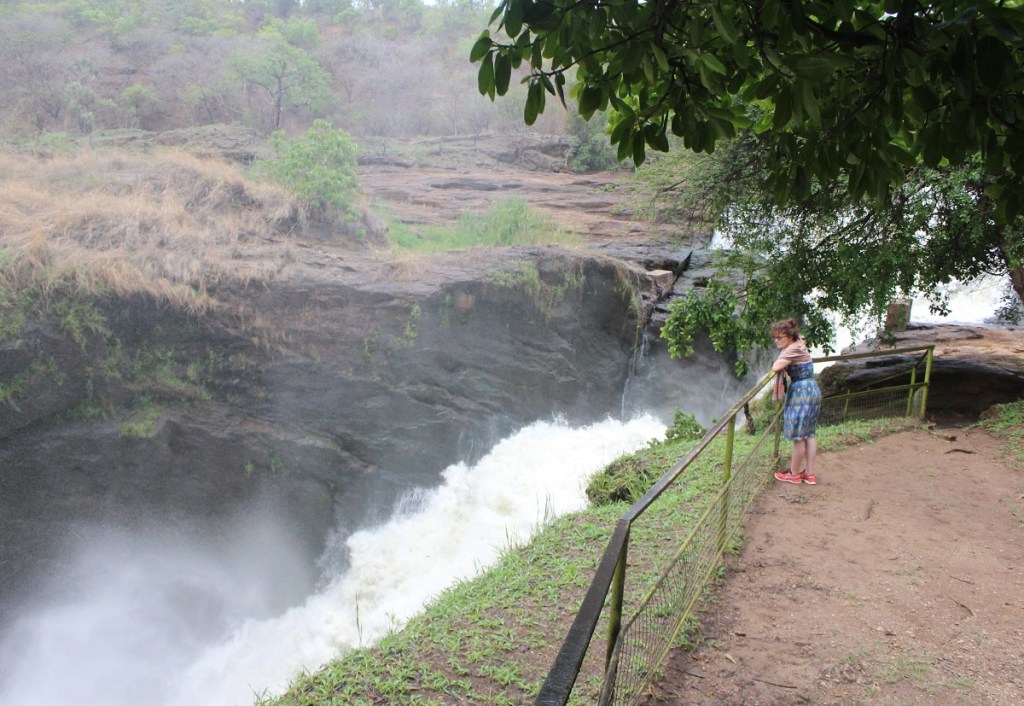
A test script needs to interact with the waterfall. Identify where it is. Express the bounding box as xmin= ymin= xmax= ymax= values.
xmin=0 ymin=415 xmax=665 ymax=706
